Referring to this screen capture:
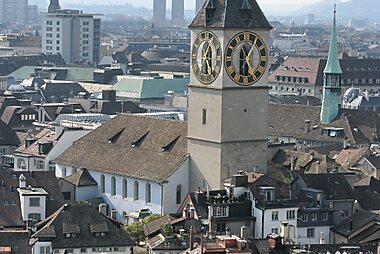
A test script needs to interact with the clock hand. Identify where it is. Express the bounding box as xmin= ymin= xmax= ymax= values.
xmin=247 ymin=45 xmax=254 ymax=58
xmin=203 ymin=42 xmax=211 ymax=59
xmin=205 ymin=58 xmax=212 ymax=74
